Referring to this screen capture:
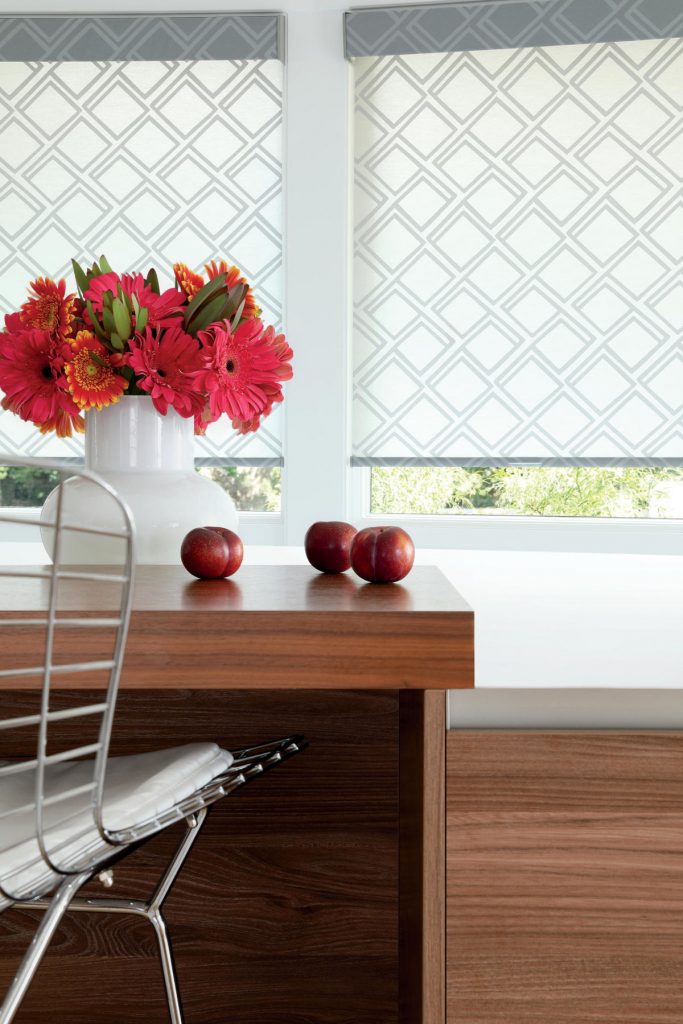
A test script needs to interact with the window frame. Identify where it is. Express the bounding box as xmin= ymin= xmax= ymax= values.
xmin=0 ymin=0 xmax=681 ymax=554
xmin=350 ymin=466 xmax=683 ymax=554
